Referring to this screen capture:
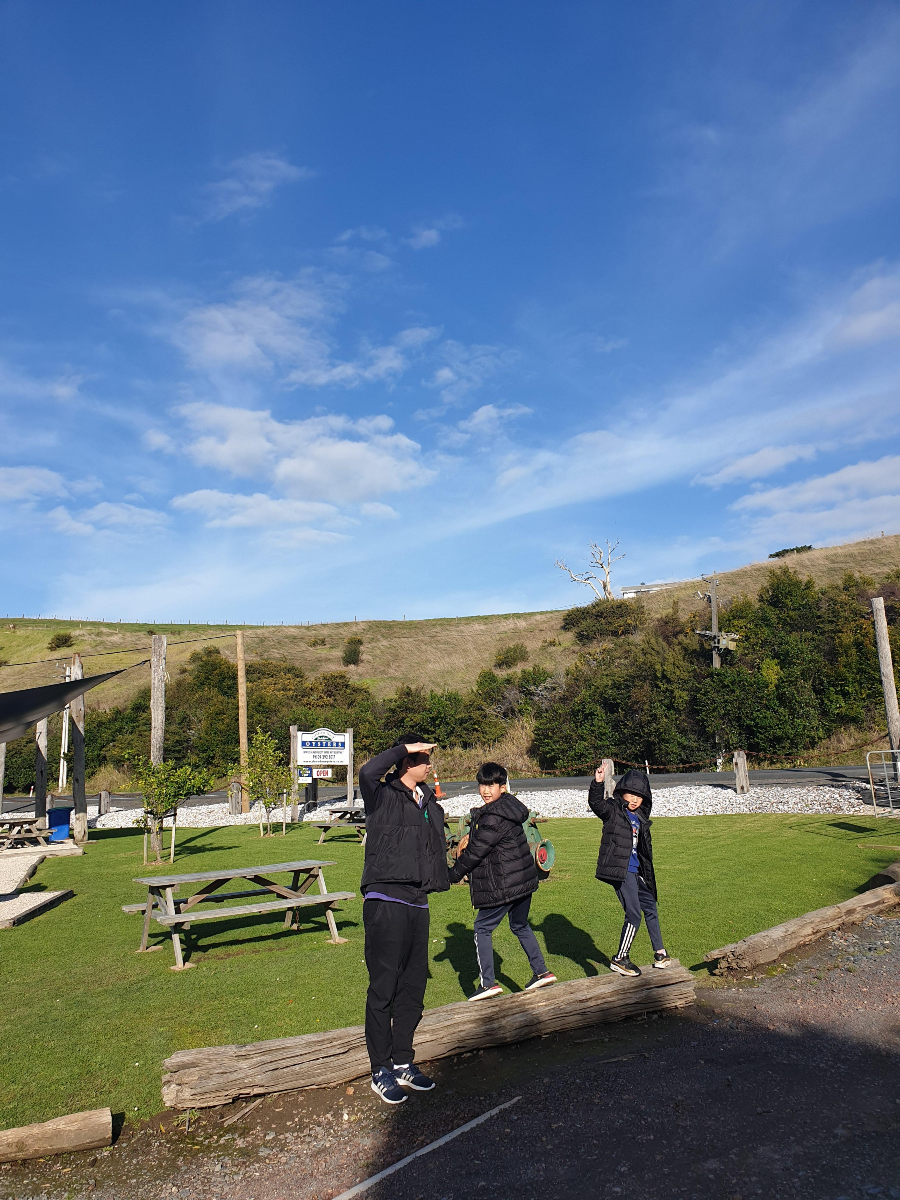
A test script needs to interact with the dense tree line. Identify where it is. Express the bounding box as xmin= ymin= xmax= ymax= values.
xmin=2 ymin=566 xmax=898 ymax=791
